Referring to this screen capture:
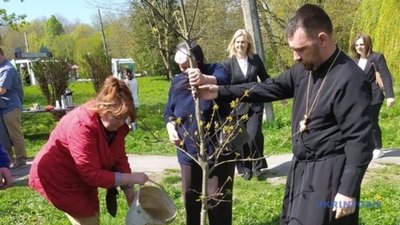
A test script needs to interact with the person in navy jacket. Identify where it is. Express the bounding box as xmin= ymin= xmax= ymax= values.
xmin=351 ymin=33 xmax=395 ymax=159
xmin=164 ymin=41 xmax=234 ymax=225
